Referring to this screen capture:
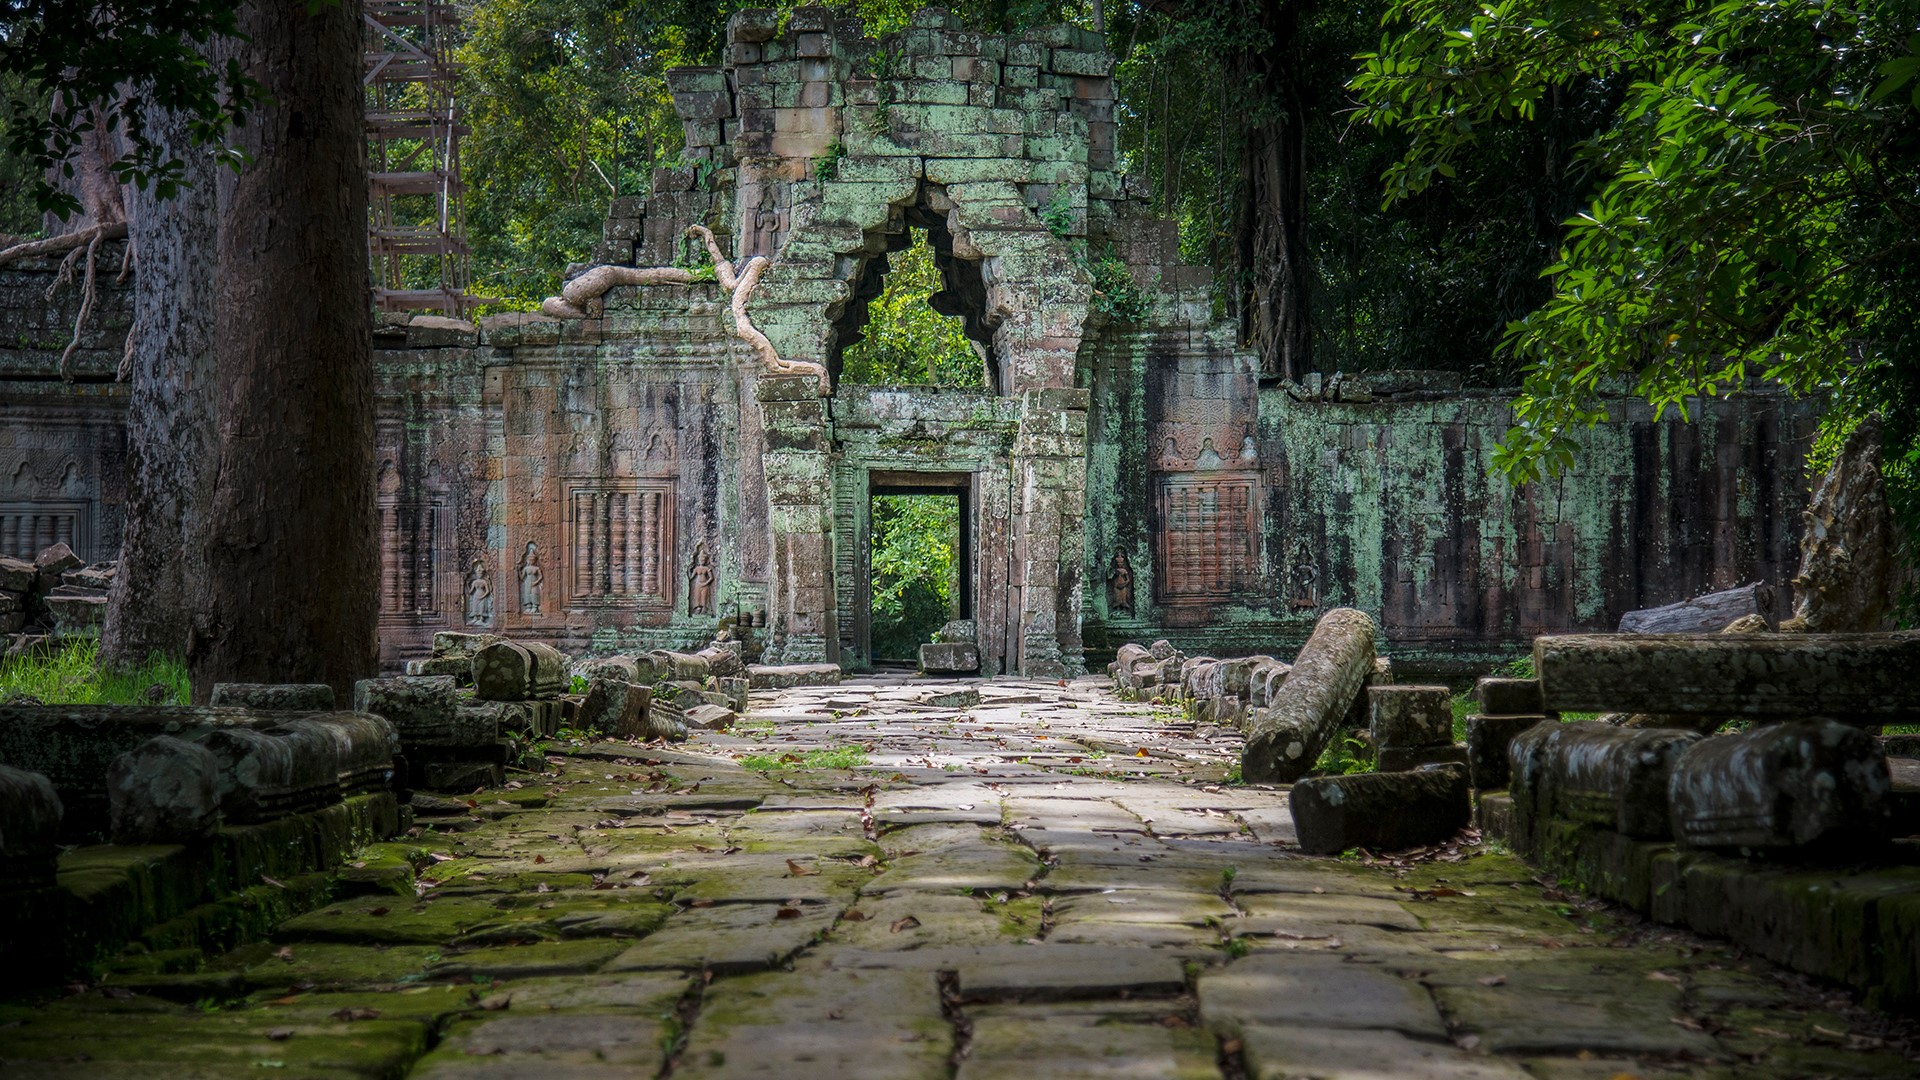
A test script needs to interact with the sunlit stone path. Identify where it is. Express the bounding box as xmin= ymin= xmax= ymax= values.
xmin=2 ymin=676 xmax=1915 ymax=1078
